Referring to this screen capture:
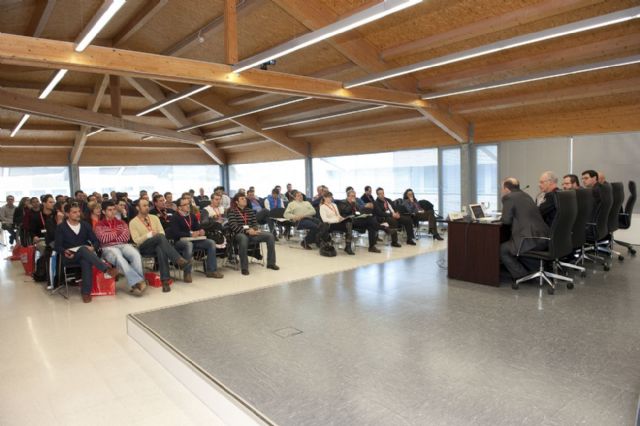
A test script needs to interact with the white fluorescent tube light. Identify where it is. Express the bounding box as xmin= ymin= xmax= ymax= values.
xmin=344 ymin=6 xmax=640 ymax=88
xmin=136 ymin=85 xmax=212 ymax=116
xmin=10 ymin=114 xmax=30 ymax=137
xmin=178 ymin=97 xmax=311 ymax=132
xmin=233 ymin=0 xmax=422 ymax=73
xmin=75 ymin=0 xmax=127 ymax=52
xmin=421 ymin=55 xmax=640 ymax=99
xmin=87 ymin=128 xmax=105 ymax=137
xmin=261 ymin=105 xmax=386 ymax=130
xmin=39 ymin=69 xmax=69 ymax=99
xmin=203 ymin=131 xmax=243 ymax=142
xmin=141 ymin=135 xmax=154 ymax=141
